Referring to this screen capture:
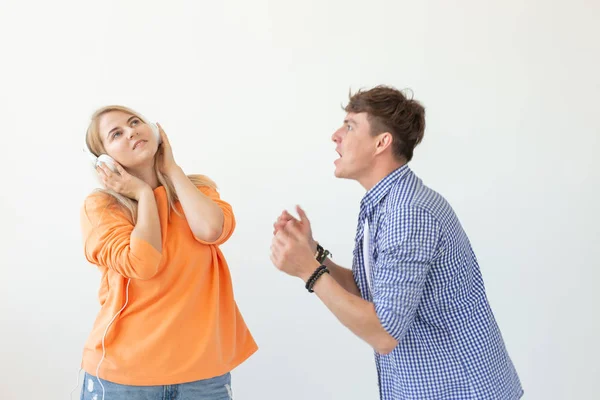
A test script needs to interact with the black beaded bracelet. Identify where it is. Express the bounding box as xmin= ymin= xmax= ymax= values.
xmin=307 ymin=267 xmax=330 ymax=292
xmin=305 ymin=264 xmax=330 ymax=293
xmin=305 ymin=265 xmax=326 ymax=291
